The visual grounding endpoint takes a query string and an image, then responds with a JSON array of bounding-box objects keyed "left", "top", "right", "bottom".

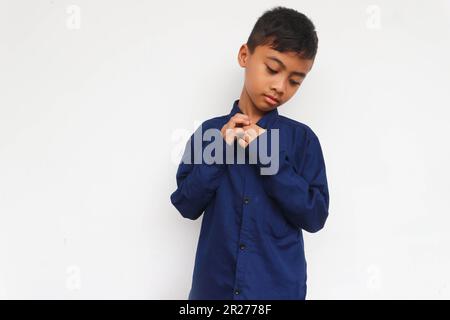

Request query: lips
[{"left": 264, "top": 94, "right": 279, "bottom": 105}]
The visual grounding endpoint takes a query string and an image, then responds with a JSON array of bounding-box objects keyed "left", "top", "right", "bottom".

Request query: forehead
[{"left": 253, "top": 44, "right": 314, "bottom": 73}]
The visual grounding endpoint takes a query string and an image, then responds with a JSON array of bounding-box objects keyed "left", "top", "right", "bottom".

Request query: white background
[{"left": 1, "top": 0, "right": 450, "bottom": 299}]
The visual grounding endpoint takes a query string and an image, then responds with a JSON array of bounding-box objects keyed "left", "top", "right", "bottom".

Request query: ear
[{"left": 237, "top": 44, "right": 249, "bottom": 67}]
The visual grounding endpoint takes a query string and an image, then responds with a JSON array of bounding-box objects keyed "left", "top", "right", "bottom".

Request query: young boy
[{"left": 170, "top": 6, "right": 330, "bottom": 300}]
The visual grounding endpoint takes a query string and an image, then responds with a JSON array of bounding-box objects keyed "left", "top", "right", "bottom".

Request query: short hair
[{"left": 246, "top": 6, "right": 318, "bottom": 59}]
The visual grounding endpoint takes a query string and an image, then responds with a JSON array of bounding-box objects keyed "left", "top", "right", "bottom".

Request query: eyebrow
[{"left": 266, "top": 56, "right": 307, "bottom": 78}]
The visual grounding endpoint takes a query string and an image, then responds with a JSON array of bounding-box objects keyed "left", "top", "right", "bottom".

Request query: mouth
[{"left": 263, "top": 94, "right": 279, "bottom": 106}]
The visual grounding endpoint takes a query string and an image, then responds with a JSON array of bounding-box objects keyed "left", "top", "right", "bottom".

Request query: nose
[{"left": 270, "top": 77, "right": 286, "bottom": 97}]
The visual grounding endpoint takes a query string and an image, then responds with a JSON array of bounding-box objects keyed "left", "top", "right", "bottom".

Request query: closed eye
[
  {"left": 266, "top": 65, "right": 300, "bottom": 86},
  {"left": 265, "top": 65, "right": 277, "bottom": 74}
]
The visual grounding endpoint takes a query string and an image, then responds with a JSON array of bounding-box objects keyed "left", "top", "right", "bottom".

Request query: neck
[{"left": 238, "top": 89, "right": 266, "bottom": 125}]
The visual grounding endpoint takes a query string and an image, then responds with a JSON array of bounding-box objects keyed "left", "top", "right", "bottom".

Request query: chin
[
  {"left": 263, "top": 105, "right": 276, "bottom": 112},
  {"left": 255, "top": 103, "right": 271, "bottom": 112},
  {"left": 261, "top": 102, "right": 279, "bottom": 111}
]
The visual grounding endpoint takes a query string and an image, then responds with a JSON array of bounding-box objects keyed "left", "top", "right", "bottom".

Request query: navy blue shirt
[{"left": 170, "top": 99, "right": 330, "bottom": 300}]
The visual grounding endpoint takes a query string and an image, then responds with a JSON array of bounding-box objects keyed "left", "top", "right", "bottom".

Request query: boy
[{"left": 170, "top": 6, "right": 329, "bottom": 300}]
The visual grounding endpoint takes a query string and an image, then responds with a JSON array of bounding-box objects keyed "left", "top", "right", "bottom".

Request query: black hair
[{"left": 246, "top": 6, "right": 318, "bottom": 59}]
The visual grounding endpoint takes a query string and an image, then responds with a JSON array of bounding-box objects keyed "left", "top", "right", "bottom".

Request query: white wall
[{"left": 1, "top": 0, "right": 449, "bottom": 299}]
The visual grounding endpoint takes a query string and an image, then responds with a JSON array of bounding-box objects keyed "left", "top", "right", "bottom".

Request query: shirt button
[
  {"left": 240, "top": 244, "right": 246, "bottom": 250},
  {"left": 234, "top": 289, "right": 240, "bottom": 295},
  {"left": 243, "top": 197, "right": 250, "bottom": 204}
]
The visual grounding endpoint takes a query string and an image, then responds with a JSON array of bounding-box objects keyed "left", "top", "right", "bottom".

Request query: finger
[
  {"left": 225, "top": 136, "right": 235, "bottom": 145},
  {"left": 234, "top": 127, "right": 245, "bottom": 138},
  {"left": 231, "top": 113, "right": 250, "bottom": 126},
  {"left": 243, "top": 133, "right": 250, "bottom": 144},
  {"left": 224, "top": 128, "right": 245, "bottom": 145},
  {"left": 223, "top": 128, "right": 236, "bottom": 145},
  {"left": 245, "top": 128, "right": 258, "bottom": 139},
  {"left": 231, "top": 117, "right": 251, "bottom": 128},
  {"left": 232, "top": 113, "right": 250, "bottom": 121},
  {"left": 237, "top": 138, "right": 247, "bottom": 148}
]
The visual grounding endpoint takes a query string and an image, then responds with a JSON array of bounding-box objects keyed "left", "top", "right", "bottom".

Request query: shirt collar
[{"left": 228, "top": 99, "right": 279, "bottom": 129}]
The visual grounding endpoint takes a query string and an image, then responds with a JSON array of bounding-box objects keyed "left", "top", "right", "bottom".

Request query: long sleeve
[
  {"left": 170, "top": 124, "right": 229, "bottom": 220},
  {"left": 253, "top": 130, "right": 330, "bottom": 233}
]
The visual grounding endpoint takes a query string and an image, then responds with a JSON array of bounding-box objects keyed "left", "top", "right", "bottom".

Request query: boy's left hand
[{"left": 237, "top": 124, "right": 266, "bottom": 148}]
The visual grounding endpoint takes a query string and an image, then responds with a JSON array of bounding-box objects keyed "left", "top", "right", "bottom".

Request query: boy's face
[{"left": 238, "top": 43, "right": 314, "bottom": 111}]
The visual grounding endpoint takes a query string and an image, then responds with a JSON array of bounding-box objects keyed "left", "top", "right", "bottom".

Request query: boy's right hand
[{"left": 220, "top": 113, "right": 251, "bottom": 147}]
